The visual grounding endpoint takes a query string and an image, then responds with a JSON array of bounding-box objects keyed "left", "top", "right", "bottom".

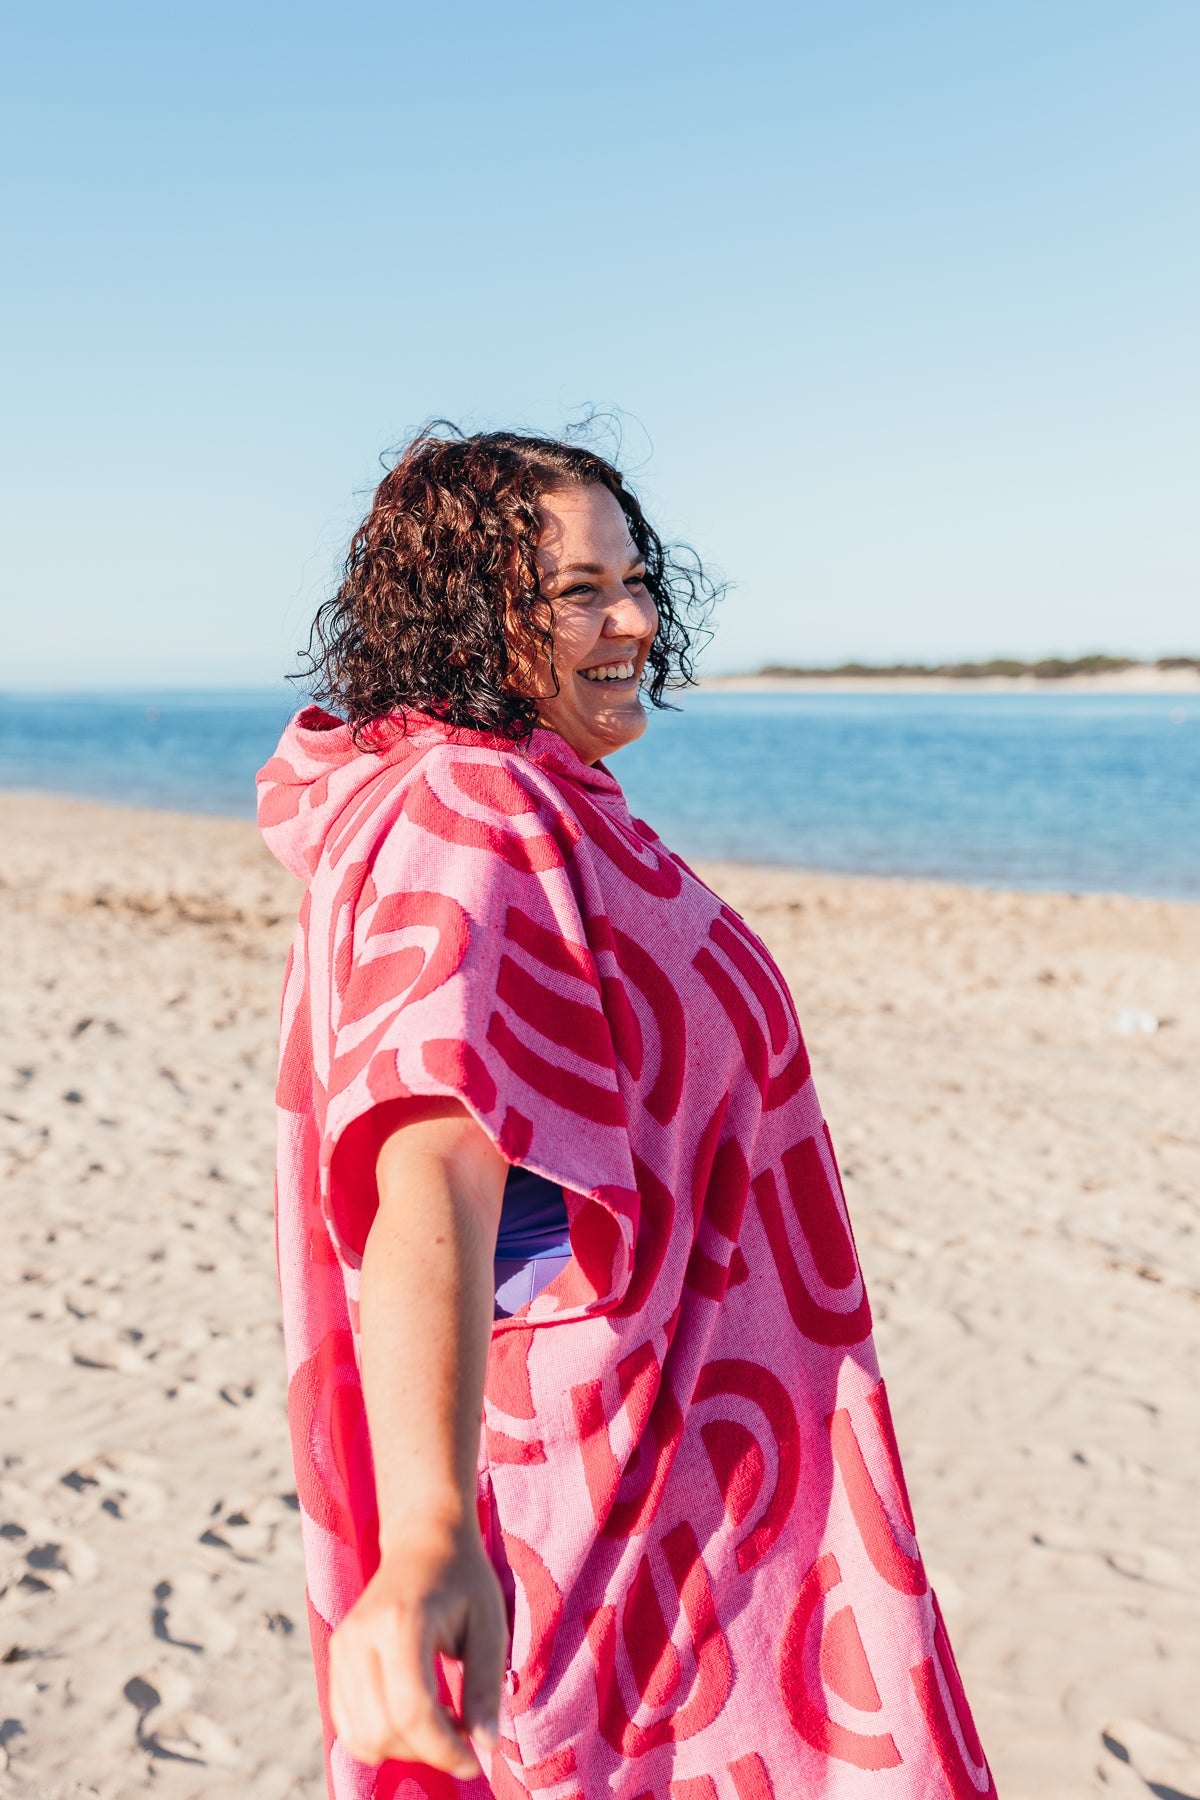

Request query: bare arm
[{"left": 328, "top": 1099, "right": 509, "bottom": 1777}]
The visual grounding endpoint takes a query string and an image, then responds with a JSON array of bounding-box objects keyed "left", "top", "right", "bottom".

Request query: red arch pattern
[
  {"left": 258, "top": 715, "right": 994, "bottom": 1799},
  {"left": 778, "top": 1553, "right": 902, "bottom": 1771}
]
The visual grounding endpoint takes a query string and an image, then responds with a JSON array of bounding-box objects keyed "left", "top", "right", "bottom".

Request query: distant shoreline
[{"left": 701, "top": 658, "right": 1200, "bottom": 695}]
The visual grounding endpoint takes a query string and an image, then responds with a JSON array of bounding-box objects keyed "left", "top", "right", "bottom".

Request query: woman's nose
[{"left": 604, "top": 588, "right": 657, "bottom": 639}]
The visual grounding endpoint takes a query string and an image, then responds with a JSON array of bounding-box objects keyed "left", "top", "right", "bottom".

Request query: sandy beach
[{"left": 2, "top": 790, "right": 1197, "bottom": 1800}]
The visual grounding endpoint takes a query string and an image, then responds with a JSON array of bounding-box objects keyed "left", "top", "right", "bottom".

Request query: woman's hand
[{"left": 329, "top": 1516, "right": 506, "bottom": 1776}]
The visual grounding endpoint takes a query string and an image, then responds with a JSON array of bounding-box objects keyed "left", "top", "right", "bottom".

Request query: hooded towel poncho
[{"left": 257, "top": 709, "right": 994, "bottom": 1800}]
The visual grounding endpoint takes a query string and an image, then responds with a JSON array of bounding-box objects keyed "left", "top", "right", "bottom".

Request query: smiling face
[{"left": 522, "top": 483, "right": 659, "bottom": 765}]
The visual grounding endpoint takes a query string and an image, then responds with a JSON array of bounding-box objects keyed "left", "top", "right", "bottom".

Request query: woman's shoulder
[
  {"left": 370, "top": 733, "right": 585, "bottom": 890},
  {"left": 410, "top": 733, "right": 579, "bottom": 816}
]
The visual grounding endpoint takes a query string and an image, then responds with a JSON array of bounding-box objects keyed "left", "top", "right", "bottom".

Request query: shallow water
[{"left": 1, "top": 688, "right": 1196, "bottom": 899}]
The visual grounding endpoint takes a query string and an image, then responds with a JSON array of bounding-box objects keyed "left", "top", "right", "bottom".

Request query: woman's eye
[
  {"left": 562, "top": 583, "right": 596, "bottom": 600},
  {"left": 628, "top": 573, "right": 647, "bottom": 588}
]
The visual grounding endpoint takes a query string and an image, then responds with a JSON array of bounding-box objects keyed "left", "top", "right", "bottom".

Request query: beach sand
[{"left": 1, "top": 790, "right": 1197, "bottom": 1799}]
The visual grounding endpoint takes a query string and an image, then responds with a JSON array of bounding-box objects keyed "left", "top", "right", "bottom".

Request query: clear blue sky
[{"left": 3, "top": 0, "right": 1197, "bottom": 686}]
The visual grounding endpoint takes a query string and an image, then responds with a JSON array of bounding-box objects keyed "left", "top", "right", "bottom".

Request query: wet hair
[{"left": 298, "top": 423, "right": 721, "bottom": 742}]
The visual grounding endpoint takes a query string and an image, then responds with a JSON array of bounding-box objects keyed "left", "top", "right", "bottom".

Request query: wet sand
[{"left": 1, "top": 791, "right": 1197, "bottom": 1799}]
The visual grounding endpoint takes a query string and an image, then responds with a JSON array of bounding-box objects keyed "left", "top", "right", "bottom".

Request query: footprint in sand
[
  {"left": 61, "top": 1450, "right": 165, "bottom": 1522},
  {"left": 69, "top": 1324, "right": 150, "bottom": 1373},
  {"left": 0, "top": 1718, "right": 26, "bottom": 1775},
  {"left": 199, "top": 1493, "right": 294, "bottom": 1564},
  {"left": 123, "top": 1665, "right": 241, "bottom": 1769},
  {"left": 62, "top": 1283, "right": 123, "bottom": 1322},
  {"left": 1105, "top": 1544, "right": 1187, "bottom": 1586},
  {"left": 1, "top": 1516, "right": 97, "bottom": 1612},
  {"left": 1102, "top": 1718, "right": 1200, "bottom": 1799},
  {"left": 152, "top": 1571, "right": 237, "bottom": 1656},
  {"left": 215, "top": 1375, "right": 284, "bottom": 1412}
]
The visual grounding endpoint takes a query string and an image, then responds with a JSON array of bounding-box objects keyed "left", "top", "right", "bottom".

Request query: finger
[
  {"left": 388, "top": 1701, "right": 482, "bottom": 1778},
  {"left": 329, "top": 1644, "right": 395, "bottom": 1767},
  {"left": 378, "top": 1625, "right": 483, "bottom": 1778},
  {"left": 460, "top": 1589, "right": 506, "bottom": 1748}
]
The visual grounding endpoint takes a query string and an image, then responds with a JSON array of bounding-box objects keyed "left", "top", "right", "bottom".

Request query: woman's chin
[{"left": 544, "top": 691, "right": 648, "bottom": 762}]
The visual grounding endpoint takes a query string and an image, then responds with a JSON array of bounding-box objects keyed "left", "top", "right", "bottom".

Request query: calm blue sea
[{"left": 1, "top": 688, "right": 1197, "bottom": 900}]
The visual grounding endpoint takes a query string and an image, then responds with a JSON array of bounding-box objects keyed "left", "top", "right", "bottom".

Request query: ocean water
[{"left": 1, "top": 688, "right": 1196, "bottom": 900}]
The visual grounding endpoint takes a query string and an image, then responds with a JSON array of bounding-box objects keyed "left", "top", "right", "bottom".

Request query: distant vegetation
[{"left": 757, "top": 655, "right": 1200, "bottom": 680}]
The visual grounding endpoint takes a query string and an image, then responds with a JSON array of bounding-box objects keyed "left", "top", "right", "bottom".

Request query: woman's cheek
[{"left": 553, "top": 620, "right": 593, "bottom": 677}]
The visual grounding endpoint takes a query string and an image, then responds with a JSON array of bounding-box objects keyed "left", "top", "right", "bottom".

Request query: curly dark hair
[{"left": 297, "top": 424, "right": 721, "bottom": 742}]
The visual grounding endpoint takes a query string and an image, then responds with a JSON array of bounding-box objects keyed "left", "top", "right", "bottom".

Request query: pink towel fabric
[{"left": 258, "top": 708, "right": 995, "bottom": 1800}]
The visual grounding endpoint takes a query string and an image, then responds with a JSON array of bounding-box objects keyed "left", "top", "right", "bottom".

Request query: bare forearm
[
  {"left": 360, "top": 1114, "right": 503, "bottom": 1546},
  {"left": 330, "top": 1104, "right": 507, "bottom": 1773}
]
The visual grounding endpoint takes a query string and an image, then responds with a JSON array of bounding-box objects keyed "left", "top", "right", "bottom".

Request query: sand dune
[{"left": 1, "top": 791, "right": 1197, "bottom": 1798}]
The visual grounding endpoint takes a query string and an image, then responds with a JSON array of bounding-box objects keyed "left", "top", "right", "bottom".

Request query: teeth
[{"left": 581, "top": 660, "right": 635, "bottom": 682}]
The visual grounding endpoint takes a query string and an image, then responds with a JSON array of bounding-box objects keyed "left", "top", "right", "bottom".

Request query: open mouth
[{"left": 579, "top": 659, "right": 637, "bottom": 684}]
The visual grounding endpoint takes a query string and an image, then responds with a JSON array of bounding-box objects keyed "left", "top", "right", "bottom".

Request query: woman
[{"left": 258, "top": 428, "right": 993, "bottom": 1800}]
